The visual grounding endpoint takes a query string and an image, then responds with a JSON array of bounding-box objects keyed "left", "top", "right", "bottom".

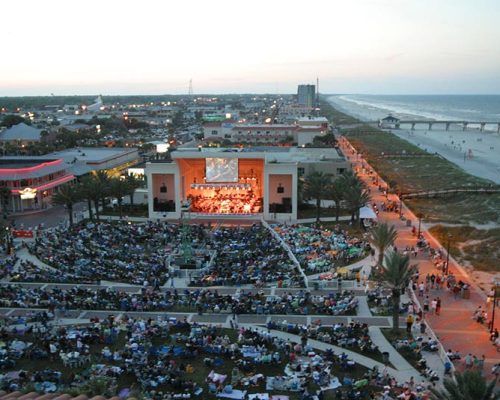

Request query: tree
[
  {"left": 303, "top": 171, "right": 332, "bottom": 223},
  {"left": 79, "top": 176, "right": 98, "bottom": 220},
  {"left": 338, "top": 171, "right": 371, "bottom": 226},
  {"left": 52, "top": 183, "right": 81, "bottom": 226},
  {"left": 379, "top": 251, "right": 416, "bottom": 331},
  {"left": 430, "top": 370, "right": 498, "bottom": 400},
  {"left": 1, "top": 115, "right": 30, "bottom": 128},
  {"left": 108, "top": 177, "right": 129, "bottom": 219},
  {"left": 371, "top": 223, "right": 398, "bottom": 268},
  {"left": 125, "top": 174, "right": 142, "bottom": 206},
  {"left": 94, "top": 170, "right": 110, "bottom": 211},
  {"left": 343, "top": 183, "right": 371, "bottom": 226},
  {"left": 329, "top": 177, "right": 345, "bottom": 222},
  {"left": 0, "top": 187, "right": 11, "bottom": 219}
]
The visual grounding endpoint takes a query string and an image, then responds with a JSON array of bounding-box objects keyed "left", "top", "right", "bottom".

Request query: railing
[
  {"left": 261, "top": 219, "right": 309, "bottom": 288},
  {"left": 400, "top": 186, "right": 500, "bottom": 199},
  {"left": 407, "top": 286, "right": 455, "bottom": 377}
]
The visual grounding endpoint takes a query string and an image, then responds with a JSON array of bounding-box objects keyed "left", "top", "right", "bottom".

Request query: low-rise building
[
  {"left": 0, "top": 123, "right": 43, "bottom": 146},
  {"left": 0, "top": 158, "right": 75, "bottom": 213}
]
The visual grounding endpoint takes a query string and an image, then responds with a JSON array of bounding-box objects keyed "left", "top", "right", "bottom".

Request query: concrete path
[
  {"left": 249, "top": 326, "right": 421, "bottom": 384},
  {"left": 340, "top": 135, "right": 500, "bottom": 375}
]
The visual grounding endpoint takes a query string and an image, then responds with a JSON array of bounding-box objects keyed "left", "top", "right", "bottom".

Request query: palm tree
[
  {"left": 304, "top": 171, "right": 332, "bottom": 223},
  {"left": 430, "top": 370, "right": 499, "bottom": 400},
  {"left": 52, "top": 183, "right": 81, "bottom": 226},
  {"left": 371, "top": 222, "right": 398, "bottom": 268},
  {"left": 94, "top": 170, "right": 110, "bottom": 211},
  {"left": 343, "top": 183, "right": 371, "bottom": 226},
  {"left": 329, "top": 177, "right": 345, "bottom": 222},
  {"left": 79, "top": 177, "right": 95, "bottom": 220},
  {"left": 125, "top": 174, "right": 142, "bottom": 207},
  {"left": 379, "top": 251, "right": 416, "bottom": 331},
  {"left": 0, "top": 187, "right": 11, "bottom": 219},
  {"left": 108, "top": 177, "right": 129, "bottom": 219}
]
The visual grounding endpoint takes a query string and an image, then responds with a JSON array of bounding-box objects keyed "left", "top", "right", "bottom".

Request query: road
[{"left": 7, "top": 202, "right": 87, "bottom": 229}]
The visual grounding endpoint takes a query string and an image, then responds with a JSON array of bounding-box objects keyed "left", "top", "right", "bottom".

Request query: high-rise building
[{"left": 297, "top": 84, "right": 316, "bottom": 107}]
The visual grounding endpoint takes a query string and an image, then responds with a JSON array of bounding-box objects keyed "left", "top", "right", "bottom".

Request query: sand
[
  {"left": 327, "top": 95, "right": 500, "bottom": 184},
  {"left": 327, "top": 96, "right": 500, "bottom": 290}
]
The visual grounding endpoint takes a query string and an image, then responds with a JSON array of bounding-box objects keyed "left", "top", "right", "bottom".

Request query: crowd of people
[
  {"left": 0, "top": 285, "right": 359, "bottom": 318},
  {"left": 272, "top": 224, "right": 370, "bottom": 275},
  {"left": 0, "top": 314, "right": 434, "bottom": 399},
  {"left": 28, "top": 222, "right": 206, "bottom": 286},
  {"left": 190, "top": 224, "right": 303, "bottom": 287},
  {"left": 189, "top": 189, "right": 262, "bottom": 214}
]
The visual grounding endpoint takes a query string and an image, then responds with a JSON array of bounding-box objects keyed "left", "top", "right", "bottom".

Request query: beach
[{"left": 327, "top": 95, "right": 500, "bottom": 184}]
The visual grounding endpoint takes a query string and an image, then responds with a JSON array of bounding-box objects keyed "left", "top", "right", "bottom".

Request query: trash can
[
  {"left": 406, "top": 219, "right": 412, "bottom": 227},
  {"left": 382, "top": 351, "right": 390, "bottom": 364}
]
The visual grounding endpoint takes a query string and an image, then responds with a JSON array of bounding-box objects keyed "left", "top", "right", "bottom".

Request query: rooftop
[
  {"left": 0, "top": 123, "right": 42, "bottom": 141},
  {"left": 46, "top": 147, "right": 137, "bottom": 163}
]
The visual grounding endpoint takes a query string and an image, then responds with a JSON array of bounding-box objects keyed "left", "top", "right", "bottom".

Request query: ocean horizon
[{"left": 326, "top": 94, "right": 500, "bottom": 124}]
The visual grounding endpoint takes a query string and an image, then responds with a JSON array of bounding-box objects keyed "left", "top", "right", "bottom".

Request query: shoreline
[
  {"left": 324, "top": 97, "right": 500, "bottom": 291},
  {"left": 326, "top": 95, "right": 500, "bottom": 184}
]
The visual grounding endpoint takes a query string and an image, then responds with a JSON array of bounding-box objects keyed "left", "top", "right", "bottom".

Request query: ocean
[{"left": 326, "top": 94, "right": 500, "bottom": 123}]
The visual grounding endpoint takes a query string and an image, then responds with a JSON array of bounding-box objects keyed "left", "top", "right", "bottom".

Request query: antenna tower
[{"left": 316, "top": 77, "right": 320, "bottom": 107}]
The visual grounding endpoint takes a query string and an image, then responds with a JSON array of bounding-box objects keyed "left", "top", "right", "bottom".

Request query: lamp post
[
  {"left": 417, "top": 213, "right": 424, "bottom": 238},
  {"left": 491, "top": 281, "right": 499, "bottom": 333},
  {"left": 445, "top": 234, "right": 452, "bottom": 275}
]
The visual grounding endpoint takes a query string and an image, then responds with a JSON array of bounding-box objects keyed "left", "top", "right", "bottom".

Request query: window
[{"left": 211, "top": 130, "right": 218, "bottom": 135}]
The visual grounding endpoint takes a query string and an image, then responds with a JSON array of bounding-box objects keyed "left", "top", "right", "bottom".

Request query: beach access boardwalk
[{"left": 339, "top": 135, "right": 500, "bottom": 375}]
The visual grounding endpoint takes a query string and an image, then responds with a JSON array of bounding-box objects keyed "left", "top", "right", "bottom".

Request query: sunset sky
[{"left": 1, "top": 0, "right": 500, "bottom": 95}]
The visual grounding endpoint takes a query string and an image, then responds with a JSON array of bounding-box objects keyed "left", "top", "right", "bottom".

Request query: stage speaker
[
  {"left": 277, "top": 185, "right": 284, "bottom": 194},
  {"left": 282, "top": 197, "right": 291, "bottom": 207},
  {"left": 160, "top": 183, "right": 167, "bottom": 193}
]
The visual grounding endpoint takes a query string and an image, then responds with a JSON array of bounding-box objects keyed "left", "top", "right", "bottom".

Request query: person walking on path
[
  {"left": 431, "top": 298, "right": 437, "bottom": 315},
  {"left": 464, "top": 353, "right": 473, "bottom": 369},
  {"left": 435, "top": 297, "right": 441, "bottom": 315}
]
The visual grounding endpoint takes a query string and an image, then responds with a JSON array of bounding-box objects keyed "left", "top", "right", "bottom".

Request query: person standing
[
  {"left": 406, "top": 314, "right": 414, "bottom": 333},
  {"left": 436, "top": 297, "right": 441, "bottom": 316},
  {"left": 431, "top": 298, "right": 437, "bottom": 315}
]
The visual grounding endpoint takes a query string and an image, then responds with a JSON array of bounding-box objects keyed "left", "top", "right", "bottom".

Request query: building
[
  {"left": 297, "top": 85, "right": 316, "bottom": 107},
  {"left": 0, "top": 158, "right": 75, "bottom": 213},
  {"left": 145, "top": 147, "right": 349, "bottom": 221},
  {"left": 379, "top": 115, "right": 400, "bottom": 129},
  {"left": 0, "top": 123, "right": 43, "bottom": 146},
  {"left": 45, "top": 147, "right": 141, "bottom": 177},
  {"left": 203, "top": 123, "right": 327, "bottom": 146}
]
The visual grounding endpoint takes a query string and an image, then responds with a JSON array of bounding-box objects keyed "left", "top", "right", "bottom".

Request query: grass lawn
[
  {"left": 343, "top": 127, "right": 500, "bottom": 225},
  {"left": 428, "top": 224, "right": 500, "bottom": 272},
  {"left": 319, "top": 100, "right": 360, "bottom": 125},
  {"left": 380, "top": 328, "right": 421, "bottom": 370},
  {"left": 9, "top": 324, "right": 375, "bottom": 399},
  {"left": 406, "top": 194, "right": 500, "bottom": 225},
  {"left": 297, "top": 206, "right": 349, "bottom": 220},
  {"left": 102, "top": 205, "right": 148, "bottom": 218},
  {"left": 317, "top": 327, "right": 389, "bottom": 366}
]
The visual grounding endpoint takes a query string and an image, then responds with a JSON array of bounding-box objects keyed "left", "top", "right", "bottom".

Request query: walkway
[{"left": 339, "top": 135, "right": 500, "bottom": 375}]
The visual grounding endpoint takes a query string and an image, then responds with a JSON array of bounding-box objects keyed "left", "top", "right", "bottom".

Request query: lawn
[
  {"left": 379, "top": 328, "right": 422, "bottom": 370},
  {"left": 319, "top": 100, "right": 360, "bottom": 126},
  {"left": 8, "top": 324, "right": 376, "bottom": 399},
  {"left": 428, "top": 224, "right": 500, "bottom": 272},
  {"left": 406, "top": 194, "right": 500, "bottom": 225}
]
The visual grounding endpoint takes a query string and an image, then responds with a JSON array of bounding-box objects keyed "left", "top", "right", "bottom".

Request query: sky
[{"left": 1, "top": 0, "right": 500, "bottom": 96}]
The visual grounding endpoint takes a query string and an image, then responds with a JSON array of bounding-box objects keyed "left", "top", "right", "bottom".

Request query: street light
[
  {"left": 490, "top": 281, "right": 499, "bottom": 333},
  {"left": 445, "top": 233, "right": 452, "bottom": 275},
  {"left": 417, "top": 212, "right": 424, "bottom": 238}
]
